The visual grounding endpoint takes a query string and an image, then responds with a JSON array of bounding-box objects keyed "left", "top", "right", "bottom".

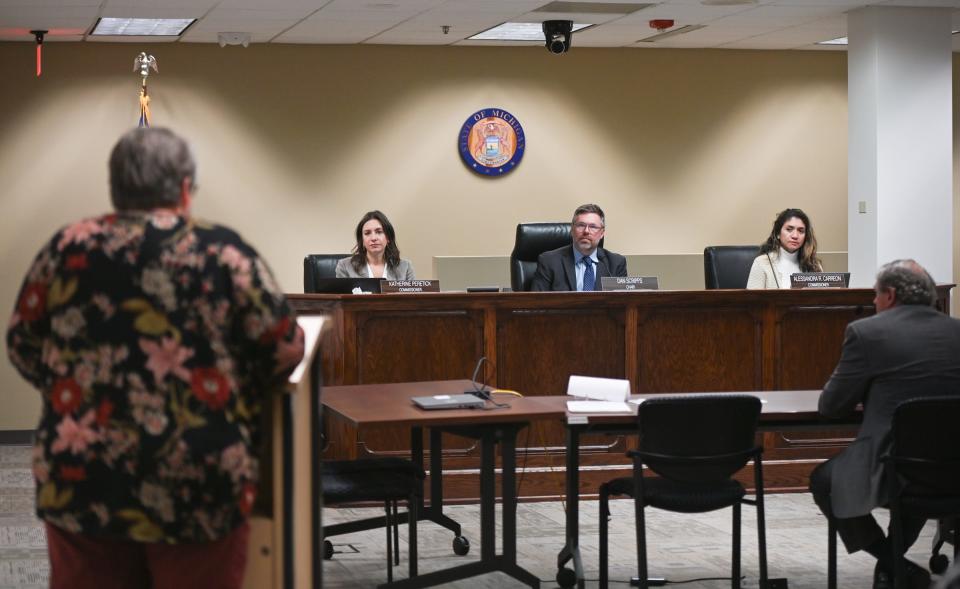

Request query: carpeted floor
[
  {"left": 321, "top": 495, "right": 941, "bottom": 588},
  {"left": 0, "top": 444, "right": 947, "bottom": 588}
]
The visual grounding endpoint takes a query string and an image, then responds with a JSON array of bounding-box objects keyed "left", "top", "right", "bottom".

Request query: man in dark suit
[
  {"left": 811, "top": 259, "right": 960, "bottom": 589},
  {"left": 530, "top": 203, "right": 628, "bottom": 291}
]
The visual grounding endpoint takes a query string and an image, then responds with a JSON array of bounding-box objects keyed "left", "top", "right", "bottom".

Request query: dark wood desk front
[{"left": 293, "top": 287, "right": 952, "bottom": 499}]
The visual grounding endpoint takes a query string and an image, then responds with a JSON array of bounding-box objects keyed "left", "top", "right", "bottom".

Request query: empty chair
[
  {"left": 322, "top": 456, "right": 424, "bottom": 583},
  {"left": 703, "top": 245, "right": 760, "bottom": 289},
  {"left": 303, "top": 254, "right": 350, "bottom": 292},
  {"left": 598, "top": 394, "right": 768, "bottom": 589}
]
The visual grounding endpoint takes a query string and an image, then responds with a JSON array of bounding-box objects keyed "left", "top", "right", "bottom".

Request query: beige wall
[{"left": 0, "top": 42, "right": 857, "bottom": 429}]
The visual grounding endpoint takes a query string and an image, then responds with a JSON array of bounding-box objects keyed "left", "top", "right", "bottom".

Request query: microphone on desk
[{"left": 466, "top": 356, "right": 510, "bottom": 408}]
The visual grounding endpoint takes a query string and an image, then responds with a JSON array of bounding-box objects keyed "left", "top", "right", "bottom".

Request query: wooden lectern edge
[{"left": 286, "top": 315, "right": 327, "bottom": 392}]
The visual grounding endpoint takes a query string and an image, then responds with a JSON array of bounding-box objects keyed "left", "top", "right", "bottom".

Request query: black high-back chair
[
  {"left": 303, "top": 254, "right": 351, "bottom": 292},
  {"left": 598, "top": 395, "right": 768, "bottom": 589},
  {"left": 510, "top": 223, "right": 605, "bottom": 291},
  {"left": 510, "top": 223, "right": 570, "bottom": 292},
  {"left": 887, "top": 397, "right": 960, "bottom": 588},
  {"left": 703, "top": 246, "right": 760, "bottom": 289},
  {"left": 827, "top": 396, "right": 960, "bottom": 589}
]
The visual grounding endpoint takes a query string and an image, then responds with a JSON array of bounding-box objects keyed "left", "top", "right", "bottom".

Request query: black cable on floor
[
  {"left": 660, "top": 576, "right": 743, "bottom": 585},
  {"left": 570, "top": 575, "right": 744, "bottom": 586}
]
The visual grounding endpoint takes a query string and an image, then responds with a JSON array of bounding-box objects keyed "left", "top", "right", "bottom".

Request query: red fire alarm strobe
[{"left": 649, "top": 19, "right": 674, "bottom": 32}]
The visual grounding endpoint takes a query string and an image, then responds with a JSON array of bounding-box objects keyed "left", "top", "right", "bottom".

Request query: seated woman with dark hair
[
  {"left": 335, "top": 210, "right": 415, "bottom": 280},
  {"left": 747, "top": 208, "right": 822, "bottom": 289}
]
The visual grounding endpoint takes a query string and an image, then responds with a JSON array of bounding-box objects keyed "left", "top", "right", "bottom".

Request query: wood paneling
[
  {"left": 355, "top": 310, "right": 483, "bottom": 384},
  {"left": 496, "top": 308, "right": 625, "bottom": 395},
  {"left": 356, "top": 309, "right": 482, "bottom": 456},
  {"left": 497, "top": 307, "right": 626, "bottom": 451},
  {"left": 289, "top": 286, "right": 953, "bottom": 498},
  {"left": 636, "top": 307, "right": 761, "bottom": 392},
  {"left": 775, "top": 304, "right": 873, "bottom": 390}
]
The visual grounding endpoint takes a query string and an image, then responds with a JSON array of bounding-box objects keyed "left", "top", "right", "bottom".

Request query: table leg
[
  {"left": 499, "top": 424, "right": 541, "bottom": 588},
  {"left": 556, "top": 425, "right": 584, "bottom": 589},
  {"left": 424, "top": 428, "right": 464, "bottom": 539},
  {"left": 380, "top": 423, "right": 540, "bottom": 589},
  {"left": 411, "top": 426, "right": 424, "bottom": 511},
  {"left": 479, "top": 431, "right": 496, "bottom": 559}
]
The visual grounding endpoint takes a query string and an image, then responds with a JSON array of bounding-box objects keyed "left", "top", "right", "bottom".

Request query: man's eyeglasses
[{"left": 573, "top": 222, "right": 604, "bottom": 234}]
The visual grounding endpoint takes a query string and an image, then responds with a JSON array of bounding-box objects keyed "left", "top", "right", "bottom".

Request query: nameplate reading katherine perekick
[{"left": 381, "top": 280, "right": 441, "bottom": 293}]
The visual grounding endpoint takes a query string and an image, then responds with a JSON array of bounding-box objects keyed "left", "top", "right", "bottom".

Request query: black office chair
[
  {"left": 510, "top": 222, "right": 604, "bottom": 291},
  {"left": 936, "top": 559, "right": 960, "bottom": 589},
  {"left": 303, "top": 253, "right": 351, "bottom": 292},
  {"left": 322, "top": 456, "right": 424, "bottom": 583},
  {"left": 598, "top": 395, "right": 768, "bottom": 589},
  {"left": 703, "top": 246, "right": 760, "bottom": 289},
  {"left": 827, "top": 396, "right": 960, "bottom": 589},
  {"left": 931, "top": 519, "right": 958, "bottom": 575},
  {"left": 887, "top": 397, "right": 960, "bottom": 588}
]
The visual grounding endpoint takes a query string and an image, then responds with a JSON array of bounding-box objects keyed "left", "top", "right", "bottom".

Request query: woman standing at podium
[
  {"left": 747, "top": 208, "right": 822, "bottom": 289},
  {"left": 336, "top": 210, "right": 415, "bottom": 280}
]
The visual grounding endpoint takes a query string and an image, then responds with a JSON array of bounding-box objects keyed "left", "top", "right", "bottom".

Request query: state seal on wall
[{"left": 458, "top": 108, "right": 525, "bottom": 176}]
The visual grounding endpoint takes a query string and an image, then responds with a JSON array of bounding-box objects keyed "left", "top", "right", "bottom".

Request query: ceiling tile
[{"left": 0, "top": 0, "right": 956, "bottom": 49}]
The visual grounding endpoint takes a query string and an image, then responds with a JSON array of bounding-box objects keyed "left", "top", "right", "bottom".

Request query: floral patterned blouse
[{"left": 6, "top": 210, "right": 304, "bottom": 543}]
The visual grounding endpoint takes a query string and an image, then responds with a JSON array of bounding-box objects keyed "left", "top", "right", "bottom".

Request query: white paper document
[
  {"left": 566, "top": 375, "right": 631, "bottom": 402},
  {"left": 566, "top": 400, "right": 635, "bottom": 414}
]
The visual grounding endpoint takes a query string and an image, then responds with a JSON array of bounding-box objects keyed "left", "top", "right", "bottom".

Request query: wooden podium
[{"left": 244, "top": 316, "right": 325, "bottom": 589}]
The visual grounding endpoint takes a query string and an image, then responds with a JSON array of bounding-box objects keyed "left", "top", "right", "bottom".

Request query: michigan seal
[{"left": 458, "top": 108, "right": 525, "bottom": 176}]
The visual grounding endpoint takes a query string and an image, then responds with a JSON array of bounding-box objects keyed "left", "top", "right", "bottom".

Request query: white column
[{"left": 847, "top": 6, "right": 953, "bottom": 287}]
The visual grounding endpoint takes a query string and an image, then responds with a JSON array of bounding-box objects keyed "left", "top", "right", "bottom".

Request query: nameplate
[
  {"left": 380, "top": 280, "right": 441, "bottom": 293},
  {"left": 790, "top": 272, "right": 850, "bottom": 289},
  {"left": 600, "top": 276, "right": 660, "bottom": 291}
]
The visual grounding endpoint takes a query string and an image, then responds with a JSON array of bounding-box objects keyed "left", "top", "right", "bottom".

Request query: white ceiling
[{"left": 1, "top": 0, "right": 960, "bottom": 51}]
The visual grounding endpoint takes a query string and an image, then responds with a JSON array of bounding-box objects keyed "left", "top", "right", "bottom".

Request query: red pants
[{"left": 45, "top": 521, "right": 250, "bottom": 589}]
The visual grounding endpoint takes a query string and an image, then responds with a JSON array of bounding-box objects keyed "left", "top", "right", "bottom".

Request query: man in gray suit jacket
[
  {"left": 530, "top": 203, "right": 628, "bottom": 292},
  {"left": 811, "top": 259, "right": 960, "bottom": 589}
]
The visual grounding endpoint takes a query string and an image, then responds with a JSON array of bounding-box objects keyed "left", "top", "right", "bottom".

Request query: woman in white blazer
[
  {"left": 746, "top": 208, "right": 822, "bottom": 289},
  {"left": 336, "top": 210, "right": 415, "bottom": 280}
]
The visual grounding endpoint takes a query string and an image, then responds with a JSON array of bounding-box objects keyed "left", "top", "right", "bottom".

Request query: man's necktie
[{"left": 583, "top": 257, "right": 595, "bottom": 292}]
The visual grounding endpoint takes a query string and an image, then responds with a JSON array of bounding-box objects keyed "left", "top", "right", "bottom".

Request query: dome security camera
[{"left": 542, "top": 20, "right": 573, "bottom": 54}]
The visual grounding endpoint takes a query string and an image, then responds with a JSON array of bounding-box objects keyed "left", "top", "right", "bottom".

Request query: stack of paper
[
  {"left": 566, "top": 400, "right": 634, "bottom": 413},
  {"left": 566, "top": 375, "right": 635, "bottom": 414}
]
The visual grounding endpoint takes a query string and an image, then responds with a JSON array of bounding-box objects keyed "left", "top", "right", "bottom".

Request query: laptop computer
[
  {"left": 411, "top": 393, "right": 485, "bottom": 410},
  {"left": 308, "top": 277, "right": 382, "bottom": 294}
]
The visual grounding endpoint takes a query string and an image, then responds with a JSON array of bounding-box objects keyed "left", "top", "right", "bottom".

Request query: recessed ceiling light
[
  {"left": 91, "top": 17, "right": 195, "bottom": 36},
  {"left": 469, "top": 22, "right": 592, "bottom": 41},
  {"left": 817, "top": 36, "right": 847, "bottom": 46},
  {"left": 818, "top": 30, "right": 959, "bottom": 46}
]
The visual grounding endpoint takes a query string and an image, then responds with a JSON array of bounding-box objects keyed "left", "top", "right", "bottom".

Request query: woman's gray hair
[
  {"left": 109, "top": 127, "right": 196, "bottom": 211},
  {"left": 875, "top": 259, "right": 937, "bottom": 306}
]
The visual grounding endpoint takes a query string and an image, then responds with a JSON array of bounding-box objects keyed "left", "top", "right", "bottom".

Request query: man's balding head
[{"left": 873, "top": 259, "right": 937, "bottom": 312}]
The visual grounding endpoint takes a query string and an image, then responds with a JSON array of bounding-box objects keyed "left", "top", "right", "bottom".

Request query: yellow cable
[{"left": 487, "top": 388, "right": 567, "bottom": 512}]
